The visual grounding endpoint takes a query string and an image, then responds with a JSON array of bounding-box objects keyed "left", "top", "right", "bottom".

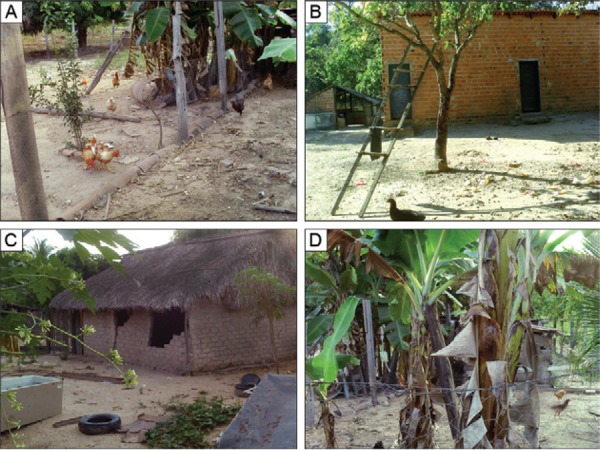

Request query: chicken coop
[
  {"left": 49, "top": 231, "right": 297, "bottom": 374},
  {"left": 306, "top": 85, "right": 382, "bottom": 130}
]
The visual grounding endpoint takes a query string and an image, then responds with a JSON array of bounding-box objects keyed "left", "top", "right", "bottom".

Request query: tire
[
  {"left": 240, "top": 373, "right": 261, "bottom": 386},
  {"left": 234, "top": 383, "right": 254, "bottom": 398},
  {"left": 78, "top": 413, "right": 121, "bottom": 435}
]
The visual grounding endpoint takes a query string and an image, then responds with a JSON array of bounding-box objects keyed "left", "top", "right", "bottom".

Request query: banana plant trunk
[{"left": 424, "top": 303, "right": 459, "bottom": 439}]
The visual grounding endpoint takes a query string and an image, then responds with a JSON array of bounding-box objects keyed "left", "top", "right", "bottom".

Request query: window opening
[{"left": 149, "top": 309, "right": 185, "bottom": 348}]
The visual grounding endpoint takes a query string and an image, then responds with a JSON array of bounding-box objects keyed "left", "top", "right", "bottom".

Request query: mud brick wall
[
  {"left": 188, "top": 302, "right": 297, "bottom": 372},
  {"left": 306, "top": 87, "right": 335, "bottom": 113},
  {"left": 81, "top": 303, "right": 296, "bottom": 373},
  {"left": 381, "top": 13, "right": 599, "bottom": 127}
]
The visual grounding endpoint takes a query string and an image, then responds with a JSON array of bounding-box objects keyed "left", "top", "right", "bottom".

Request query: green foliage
[
  {"left": 258, "top": 38, "right": 297, "bottom": 64},
  {"left": 28, "top": 48, "right": 93, "bottom": 150},
  {"left": 306, "top": 296, "right": 361, "bottom": 397},
  {"left": 145, "top": 7, "right": 170, "bottom": 43},
  {"left": 306, "top": 9, "right": 382, "bottom": 98},
  {"left": 146, "top": 396, "right": 240, "bottom": 448}
]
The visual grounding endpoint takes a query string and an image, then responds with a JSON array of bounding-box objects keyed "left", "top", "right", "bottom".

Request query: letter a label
[{"left": 1, "top": 2, "right": 23, "bottom": 24}]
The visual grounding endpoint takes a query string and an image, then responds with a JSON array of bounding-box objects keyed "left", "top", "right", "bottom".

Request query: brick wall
[
  {"left": 188, "top": 302, "right": 297, "bottom": 372},
  {"left": 81, "top": 302, "right": 297, "bottom": 374},
  {"left": 306, "top": 87, "right": 335, "bottom": 113},
  {"left": 381, "top": 13, "right": 599, "bottom": 127}
]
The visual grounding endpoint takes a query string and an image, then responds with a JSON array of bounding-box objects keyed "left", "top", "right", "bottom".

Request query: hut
[{"left": 49, "top": 230, "right": 296, "bottom": 374}]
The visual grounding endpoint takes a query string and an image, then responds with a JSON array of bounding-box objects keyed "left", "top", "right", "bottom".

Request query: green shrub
[{"left": 146, "top": 395, "right": 240, "bottom": 448}]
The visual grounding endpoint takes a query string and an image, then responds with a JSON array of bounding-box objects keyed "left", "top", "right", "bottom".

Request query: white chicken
[{"left": 106, "top": 97, "right": 117, "bottom": 113}]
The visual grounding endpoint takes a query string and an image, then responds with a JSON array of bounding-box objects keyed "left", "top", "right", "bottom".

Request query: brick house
[
  {"left": 306, "top": 85, "right": 381, "bottom": 129},
  {"left": 381, "top": 10, "right": 599, "bottom": 128},
  {"left": 49, "top": 230, "right": 296, "bottom": 374}
]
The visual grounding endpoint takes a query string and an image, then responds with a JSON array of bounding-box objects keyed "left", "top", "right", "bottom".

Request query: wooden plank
[
  {"left": 31, "top": 108, "right": 142, "bottom": 123},
  {"left": 85, "top": 31, "right": 129, "bottom": 95},
  {"left": 53, "top": 416, "right": 82, "bottom": 428}
]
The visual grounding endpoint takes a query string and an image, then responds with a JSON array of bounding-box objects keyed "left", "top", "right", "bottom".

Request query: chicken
[
  {"left": 554, "top": 389, "right": 567, "bottom": 400},
  {"left": 230, "top": 96, "right": 244, "bottom": 116},
  {"left": 106, "top": 97, "right": 117, "bottom": 113},
  {"left": 263, "top": 72, "right": 273, "bottom": 91},
  {"left": 112, "top": 71, "right": 120, "bottom": 88},
  {"left": 81, "top": 143, "right": 95, "bottom": 170},
  {"left": 551, "top": 398, "right": 570, "bottom": 418},
  {"left": 79, "top": 79, "right": 89, "bottom": 87},
  {"left": 95, "top": 143, "right": 120, "bottom": 171},
  {"left": 387, "top": 199, "right": 426, "bottom": 221}
]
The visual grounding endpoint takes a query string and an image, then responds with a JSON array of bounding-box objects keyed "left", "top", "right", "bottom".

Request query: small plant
[
  {"left": 28, "top": 41, "right": 92, "bottom": 150},
  {"left": 146, "top": 396, "right": 240, "bottom": 448}
]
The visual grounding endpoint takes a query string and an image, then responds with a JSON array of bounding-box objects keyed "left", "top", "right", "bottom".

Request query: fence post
[{"left": 362, "top": 299, "right": 378, "bottom": 406}]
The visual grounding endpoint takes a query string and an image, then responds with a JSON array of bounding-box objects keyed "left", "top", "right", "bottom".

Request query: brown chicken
[
  {"left": 551, "top": 398, "right": 570, "bottom": 418},
  {"left": 79, "top": 79, "right": 89, "bottom": 87},
  {"left": 387, "top": 199, "right": 426, "bottom": 221},
  {"left": 112, "top": 71, "right": 120, "bottom": 88},
  {"left": 95, "top": 143, "right": 120, "bottom": 171},
  {"left": 263, "top": 72, "right": 273, "bottom": 91},
  {"left": 230, "top": 96, "right": 244, "bottom": 116},
  {"left": 81, "top": 143, "right": 95, "bottom": 170},
  {"left": 554, "top": 389, "right": 567, "bottom": 400},
  {"left": 106, "top": 97, "right": 117, "bottom": 113}
]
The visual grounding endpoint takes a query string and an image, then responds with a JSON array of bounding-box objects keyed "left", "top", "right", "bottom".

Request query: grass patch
[{"left": 146, "top": 395, "right": 240, "bottom": 449}]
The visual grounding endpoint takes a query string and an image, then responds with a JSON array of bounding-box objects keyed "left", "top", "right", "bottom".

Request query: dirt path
[
  {"left": 1, "top": 355, "right": 296, "bottom": 449},
  {"left": 306, "top": 112, "right": 599, "bottom": 221},
  {"left": 305, "top": 386, "right": 600, "bottom": 448},
  {"left": 1, "top": 56, "right": 296, "bottom": 221}
]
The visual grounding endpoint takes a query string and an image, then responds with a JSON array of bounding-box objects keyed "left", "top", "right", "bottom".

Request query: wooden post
[
  {"left": 85, "top": 31, "right": 129, "bottom": 95},
  {"left": 362, "top": 299, "right": 378, "bottom": 406},
  {"left": 110, "top": 20, "right": 115, "bottom": 51},
  {"left": 71, "top": 20, "right": 77, "bottom": 58},
  {"left": 45, "top": 33, "right": 50, "bottom": 59},
  {"left": 213, "top": 0, "right": 228, "bottom": 111},
  {"left": 173, "top": 1, "right": 188, "bottom": 143},
  {"left": 0, "top": 24, "right": 49, "bottom": 220}
]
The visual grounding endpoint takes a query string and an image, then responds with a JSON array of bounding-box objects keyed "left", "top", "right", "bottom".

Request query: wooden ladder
[{"left": 331, "top": 44, "right": 433, "bottom": 218}]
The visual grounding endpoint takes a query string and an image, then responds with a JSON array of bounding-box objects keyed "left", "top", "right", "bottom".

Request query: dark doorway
[
  {"left": 149, "top": 308, "right": 185, "bottom": 348},
  {"left": 519, "top": 61, "right": 541, "bottom": 113},
  {"left": 388, "top": 63, "right": 412, "bottom": 120}
]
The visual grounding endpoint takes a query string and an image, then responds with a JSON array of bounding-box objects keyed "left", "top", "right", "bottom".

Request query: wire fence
[{"left": 305, "top": 369, "right": 600, "bottom": 448}]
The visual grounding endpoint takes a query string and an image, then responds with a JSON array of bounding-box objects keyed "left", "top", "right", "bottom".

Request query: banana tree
[
  {"left": 434, "top": 229, "right": 593, "bottom": 448},
  {"left": 306, "top": 230, "right": 404, "bottom": 448},
  {"left": 372, "top": 230, "right": 479, "bottom": 447}
]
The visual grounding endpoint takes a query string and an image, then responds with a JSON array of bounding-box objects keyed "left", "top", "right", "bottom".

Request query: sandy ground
[
  {"left": 1, "top": 55, "right": 296, "bottom": 221},
  {"left": 1, "top": 354, "right": 296, "bottom": 449},
  {"left": 305, "top": 382, "right": 600, "bottom": 449},
  {"left": 306, "top": 112, "right": 599, "bottom": 221}
]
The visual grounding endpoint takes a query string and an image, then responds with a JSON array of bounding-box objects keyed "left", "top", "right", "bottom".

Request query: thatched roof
[{"left": 50, "top": 230, "right": 296, "bottom": 312}]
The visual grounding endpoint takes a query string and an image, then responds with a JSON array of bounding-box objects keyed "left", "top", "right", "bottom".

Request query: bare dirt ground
[
  {"left": 0, "top": 354, "right": 296, "bottom": 449},
  {"left": 306, "top": 112, "right": 599, "bottom": 221},
  {"left": 305, "top": 381, "right": 600, "bottom": 448},
  {"left": 1, "top": 52, "right": 296, "bottom": 221}
]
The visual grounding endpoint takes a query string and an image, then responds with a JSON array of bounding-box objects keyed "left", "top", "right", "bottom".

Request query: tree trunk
[
  {"left": 434, "top": 90, "right": 451, "bottom": 172},
  {"left": 424, "top": 303, "right": 459, "bottom": 440},
  {"left": 0, "top": 24, "right": 49, "bottom": 220},
  {"left": 78, "top": 26, "right": 88, "bottom": 50},
  {"left": 173, "top": 1, "right": 188, "bottom": 143}
]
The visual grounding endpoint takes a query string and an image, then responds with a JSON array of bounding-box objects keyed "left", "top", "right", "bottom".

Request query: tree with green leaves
[
  {"left": 24, "top": 1, "right": 128, "bottom": 50},
  {"left": 234, "top": 267, "right": 296, "bottom": 374},
  {"left": 336, "top": 1, "right": 592, "bottom": 172},
  {"left": 306, "top": 7, "right": 382, "bottom": 98}
]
